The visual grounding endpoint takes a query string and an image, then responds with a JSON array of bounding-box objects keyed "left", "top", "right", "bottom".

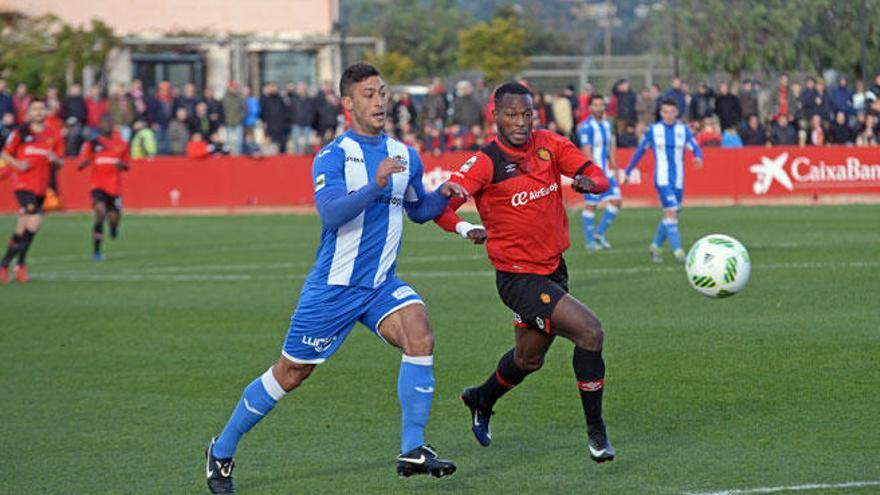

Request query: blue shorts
[
  {"left": 282, "top": 276, "right": 424, "bottom": 364},
  {"left": 584, "top": 176, "right": 622, "bottom": 204},
  {"left": 656, "top": 186, "right": 683, "bottom": 210}
]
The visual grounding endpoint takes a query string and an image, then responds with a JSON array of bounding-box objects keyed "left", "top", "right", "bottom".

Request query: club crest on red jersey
[{"left": 536, "top": 147, "right": 552, "bottom": 161}]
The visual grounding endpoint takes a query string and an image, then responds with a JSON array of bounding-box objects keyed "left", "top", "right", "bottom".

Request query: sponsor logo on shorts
[
  {"left": 535, "top": 317, "right": 546, "bottom": 330},
  {"left": 301, "top": 335, "right": 337, "bottom": 353},
  {"left": 392, "top": 285, "right": 417, "bottom": 300},
  {"left": 540, "top": 293, "right": 551, "bottom": 304}
]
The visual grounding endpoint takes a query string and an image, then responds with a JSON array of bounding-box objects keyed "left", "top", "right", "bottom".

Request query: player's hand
[
  {"left": 621, "top": 174, "right": 630, "bottom": 185},
  {"left": 694, "top": 158, "right": 704, "bottom": 168},
  {"left": 375, "top": 157, "right": 406, "bottom": 188},
  {"left": 440, "top": 181, "right": 468, "bottom": 200},
  {"left": 466, "top": 227, "right": 488, "bottom": 245},
  {"left": 571, "top": 174, "right": 596, "bottom": 193}
]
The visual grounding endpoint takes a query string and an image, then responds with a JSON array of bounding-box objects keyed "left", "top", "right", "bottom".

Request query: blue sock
[
  {"left": 398, "top": 355, "right": 435, "bottom": 454},
  {"left": 582, "top": 210, "right": 596, "bottom": 245},
  {"left": 596, "top": 205, "right": 619, "bottom": 236},
  {"left": 213, "top": 368, "right": 286, "bottom": 459},
  {"left": 664, "top": 218, "right": 682, "bottom": 251},
  {"left": 652, "top": 218, "right": 667, "bottom": 247}
]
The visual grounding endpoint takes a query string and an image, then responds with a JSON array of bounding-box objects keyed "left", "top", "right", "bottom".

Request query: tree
[
  {"left": 346, "top": 0, "right": 475, "bottom": 79},
  {"left": 365, "top": 51, "right": 416, "bottom": 84},
  {"left": 0, "top": 13, "right": 119, "bottom": 93},
  {"left": 793, "top": 0, "right": 880, "bottom": 78},
  {"left": 458, "top": 16, "right": 528, "bottom": 83},
  {"left": 659, "top": 0, "right": 802, "bottom": 79}
]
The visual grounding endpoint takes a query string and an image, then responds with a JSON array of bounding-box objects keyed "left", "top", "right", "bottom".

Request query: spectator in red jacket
[{"left": 85, "top": 85, "right": 108, "bottom": 136}]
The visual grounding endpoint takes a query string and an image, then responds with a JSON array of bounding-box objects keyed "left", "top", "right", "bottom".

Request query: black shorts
[
  {"left": 495, "top": 258, "right": 569, "bottom": 335},
  {"left": 91, "top": 189, "right": 121, "bottom": 213},
  {"left": 15, "top": 191, "right": 45, "bottom": 215}
]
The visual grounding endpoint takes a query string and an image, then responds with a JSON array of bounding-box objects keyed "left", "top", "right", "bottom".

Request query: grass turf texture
[{"left": 1, "top": 205, "right": 878, "bottom": 494}]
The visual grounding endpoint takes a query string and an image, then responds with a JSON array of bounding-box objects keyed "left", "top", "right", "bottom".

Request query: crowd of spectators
[{"left": 1, "top": 71, "right": 878, "bottom": 161}]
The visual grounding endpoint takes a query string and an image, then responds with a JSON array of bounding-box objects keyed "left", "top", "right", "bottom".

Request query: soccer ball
[{"left": 685, "top": 234, "right": 751, "bottom": 298}]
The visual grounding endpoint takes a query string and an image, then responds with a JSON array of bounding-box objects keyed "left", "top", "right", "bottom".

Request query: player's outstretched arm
[
  {"left": 432, "top": 154, "right": 490, "bottom": 243},
  {"left": 403, "top": 151, "right": 468, "bottom": 223},
  {"left": 624, "top": 131, "right": 653, "bottom": 182},
  {"left": 685, "top": 127, "right": 705, "bottom": 168},
  {"left": 571, "top": 162, "right": 610, "bottom": 194}
]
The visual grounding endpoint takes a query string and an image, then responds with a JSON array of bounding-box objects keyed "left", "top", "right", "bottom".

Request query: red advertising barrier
[{"left": 1, "top": 146, "right": 878, "bottom": 213}]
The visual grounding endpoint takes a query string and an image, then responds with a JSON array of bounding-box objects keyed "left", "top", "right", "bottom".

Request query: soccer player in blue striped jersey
[
  {"left": 624, "top": 98, "right": 703, "bottom": 263},
  {"left": 577, "top": 94, "right": 621, "bottom": 250},
  {"left": 204, "top": 63, "right": 465, "bottom": 493}
]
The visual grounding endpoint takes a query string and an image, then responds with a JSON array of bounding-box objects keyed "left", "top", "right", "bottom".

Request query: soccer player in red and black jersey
[
  {"left": 0, "top": 99, "right": 64, "bottom": 283},
  {"left": 78, "top": 114, "right": 130, "bottom": 260},
  {"left": 434, "top": 82, "right": 617, "bottom": 463}
]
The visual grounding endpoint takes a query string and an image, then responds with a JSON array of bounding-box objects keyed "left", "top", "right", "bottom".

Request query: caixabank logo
[{"left": 749, "top": 152, "right": 880, "bottom": 195}]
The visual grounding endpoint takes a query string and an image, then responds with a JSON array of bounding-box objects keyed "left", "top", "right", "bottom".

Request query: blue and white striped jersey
[
  {"left": 626, "top": 121, "right": 703, "bottom": 189},
  {"left": 577, "top": 116, "right": 613, "bottom": 176},
  {"left": 306, "top": 130, "right": 426, "bottom": 288}
]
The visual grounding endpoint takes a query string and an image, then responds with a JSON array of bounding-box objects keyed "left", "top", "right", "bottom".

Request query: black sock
[
  {"left": 1, "top": 233, "right": 22, "bottom": 267},
  {"left": 93, "top": 223, "right": 104, "bottom": 254},
  {"left": 16, "top": 230, "right": 36, "bottom": 266},
  {"left": 573, "top": 347, "right": 605, "bottom": 429},
  {"left": 478, "top": 349, "right": 534, "bottom": 408}
]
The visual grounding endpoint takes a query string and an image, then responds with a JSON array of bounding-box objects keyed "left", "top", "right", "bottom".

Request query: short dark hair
[
  {"left": 590, "top": 94, "right": 605, "bottom": 104},
  {"left": 659, "top": 97, "right": 678, "bottom": 109},
  {"left": 339, "top": 62, "right": 381, "bottom": 97},
  {"left": 28, "top": 97, "right": 46, "bottom": 107},
  {"left": 493, "top": 82, "right": 533, "bottom": 107}
]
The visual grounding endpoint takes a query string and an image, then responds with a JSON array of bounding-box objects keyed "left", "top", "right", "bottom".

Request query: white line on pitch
[
  {"left": 26, "top": 260, "right": 880, "bottom": 283},
  {"left": 686, "top": 479, "right": 880, "bottom": 495}
]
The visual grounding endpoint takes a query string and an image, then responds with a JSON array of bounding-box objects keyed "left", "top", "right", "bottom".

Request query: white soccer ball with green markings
[{"left": 685, "top": 234, "right": 751, "bottom": 298}]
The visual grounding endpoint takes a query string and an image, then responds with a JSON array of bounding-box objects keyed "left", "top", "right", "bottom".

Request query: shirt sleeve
[
  {"left": 551, "top": 132, "right": 593, "bottom": 177},
  {"left": 578, "top": 123, "right": 594, "bottom": 149},
  {"left": 626, "top": 128, "right": 654, "bottom": 176},
  {"left": 312, "top": 145, "right": 385, "bottom": 230},
  {"left": 2, "top": 130, "right": 20, "bottom": 156},
  {"left": 403, "top": 148, "right": 450, "bottom": 223},
  {"left": 433, "top": 153, "right": 493, "bottom": 233},
  {"left": 78, "top": 141, "right": 93, "bottom": 163},
  {"left": 685, "top": 126, "right": 704, "bottom": 160}
]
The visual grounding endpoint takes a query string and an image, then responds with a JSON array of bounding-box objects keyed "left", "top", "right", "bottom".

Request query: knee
[
  {"left": 273, "top": 359, "right": 315, "bottom": 392},
  {"left": 513, "top": 352, "right": 545, "bottom": 372},
  {"left": 576, "top": 317, "right": 604, "bottom": 351},
  {"left": 402, "top": 331, "right": 434, "bottom": 357}
]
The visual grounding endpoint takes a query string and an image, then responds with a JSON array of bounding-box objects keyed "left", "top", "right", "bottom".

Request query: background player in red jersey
[
  {"left": 434, "top": 82, "right": 617, "bottom": 463},
  {"left": 0, "top": 99, "right": 63, "bottom": 283},
  {"left": 78, "top": 114, "right": 130, "bottom": 260}
]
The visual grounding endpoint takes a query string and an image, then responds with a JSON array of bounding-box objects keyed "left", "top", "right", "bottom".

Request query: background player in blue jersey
[
  {"left": 577, "top": 94, "right": 621, "bottom": 250},
  {"left": 624, "top": 98, "right": 703, "bottom": 263},
  {"left": 204, "top": 63, "right": 467, "bottom": 493}
]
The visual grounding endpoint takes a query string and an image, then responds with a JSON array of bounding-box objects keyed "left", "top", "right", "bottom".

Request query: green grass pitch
[{"left": 1, "top": 204, "right": 878, "bottom": 494}]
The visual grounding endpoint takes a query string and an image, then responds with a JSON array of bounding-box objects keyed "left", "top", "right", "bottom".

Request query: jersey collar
[
  {"left": 344, "top": 129, "right": 386, "bottom": 146},
  {"left": 492, "top": 132, "right": 534, "bottom": 158}
]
